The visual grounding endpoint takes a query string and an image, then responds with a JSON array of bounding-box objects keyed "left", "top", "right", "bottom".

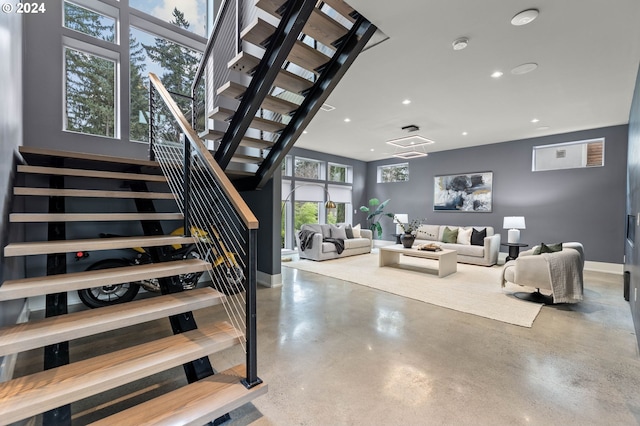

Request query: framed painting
[{"left": 433, "top": 171, "right": 493, "bottom": 212}]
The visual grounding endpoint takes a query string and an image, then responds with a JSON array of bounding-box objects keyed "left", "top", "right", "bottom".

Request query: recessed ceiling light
[
  {"left": 452, "top": 37, "right": 469, "bottom": 51},
  {"left": 511, "top": 63, "right": 538, "bottom": 75},
  {"left": 303, "top": 130, "right": 308, "bottom": 134},
  {"left": 344, "top": 118, "right": 351, "bottom": 122},
  {"left": 462, "top": 132, "right": 468, "bottom": 136},
  {"left": 511, "top": 9, "right": 539, "bottom": 26},
  {"left": 402, "top": 99, "right": 411, "bottom": 105},
  {"left": 491, "top": 71, "right": 504, "bottom": 78},
  {"left": 370, "top": 148, "right": 375, "bottom": 152},
  {"left": 531, "top": 118, "right": 539, "bottom": 123}
]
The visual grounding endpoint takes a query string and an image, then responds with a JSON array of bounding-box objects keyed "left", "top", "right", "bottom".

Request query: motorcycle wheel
[
  {"left": 211, "top": 265, "right": 245, "bottom": 296},
  {"left": 78, "top": 259, "right": 140, "bottom": 308}
]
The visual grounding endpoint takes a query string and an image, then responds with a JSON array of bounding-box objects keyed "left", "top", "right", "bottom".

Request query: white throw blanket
[{"left": 544, "top": 250, "right": 584, "bottom": 303}]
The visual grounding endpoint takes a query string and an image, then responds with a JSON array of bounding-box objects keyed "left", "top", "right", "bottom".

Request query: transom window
[
  {"left": 533, "top": 138, "right": 605, "bottom": 171},
  {"left": 378, "top": 163, "right": 409, "bottom": 183}
]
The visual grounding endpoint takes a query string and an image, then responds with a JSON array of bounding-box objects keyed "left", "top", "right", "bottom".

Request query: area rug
[{"left": 283, "top": 251, "right": 543, "bottom": 327}]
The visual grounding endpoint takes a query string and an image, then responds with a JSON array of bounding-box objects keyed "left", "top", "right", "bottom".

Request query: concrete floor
[{"left": 13, "top": 267, "right": 640, "bottom": 425}]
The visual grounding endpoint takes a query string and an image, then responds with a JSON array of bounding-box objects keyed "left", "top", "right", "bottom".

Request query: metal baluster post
[
  {"left": 183, "top": 133, "right": 191, "bottom": 237},
  {"left": 242, "top": 228, "right": 262, "bottom": 388}
]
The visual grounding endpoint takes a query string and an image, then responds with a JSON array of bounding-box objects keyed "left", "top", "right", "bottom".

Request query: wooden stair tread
[
  {"left": 209, "top": 107, "right": 286, "bottom": 133},
  {"left": 0, "top": 259, "right": 209, "bottom": 301},
  {"left": 0, "top": 321, "right": 242, "bottom": 425},
  {"left": 19, "top": 146, "right": 160, "bottom": 168},
  {"left": 255, "top": 0, "right": 286, "bottom": 18},
  {"left": 240, "top": 17, "right": 275, "bottom": 47},
  {"left": 322, "top": 0, "right": 357, "bottom": 22},
  {"left": 0, "top": 287, "right": 224, "bottom": 357},
  {"left": 4, "top": 235, "right": 197, "bottom": 257},
  {"left": 217, "top": 81, "right": 299, "bottom": 115},
  {"left": 89, "top": 364, "right": 267, "bottom": 426},
  {"left": 13, "top": 187, "right": 174, "bottom": 200},
  {"left": 198, "top": 128, "right": 226, "bottom": 141},
  {"left": 232, "top": 153, "right": 263, "bottom": 164},
  {"left": 274, "top": 69, "right": 314, "bottom": 94},
  {"left": 10, "top": 212, "right": 183, "bottom": 223},
  {"left": 17, "top": 165, "right": 166, "bottom": 182},
  {"left": 228, "top": 51, "right": 261, "bottom": 74},
  {"left": 288, "top": 41, "right": 331, "bottom": 74},
  {"left": 239, "top": 136, "right": 276, "bottom": 150},
  {"left": 304, "top": 8, "right": 348, "bottom": 48}
]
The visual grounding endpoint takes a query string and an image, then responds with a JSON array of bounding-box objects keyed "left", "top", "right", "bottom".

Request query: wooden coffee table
[{"left": 379, "top": 245, "right": 457, "bottom": 277}]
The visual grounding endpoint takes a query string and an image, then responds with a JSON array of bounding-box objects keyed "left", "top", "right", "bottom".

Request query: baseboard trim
[
  {"left": 0, "top": 300, "right": 29, "bottom": 382},
  {"left": 584, "top": 261, "right": 623, "bottom": 275},
  {"left": 258, "top": 270, "right": 282, "bottom": 288}
]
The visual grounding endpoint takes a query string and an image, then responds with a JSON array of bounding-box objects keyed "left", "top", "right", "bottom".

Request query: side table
[{"left": 501, "top": 242, "right": 528, "bottom": 262}]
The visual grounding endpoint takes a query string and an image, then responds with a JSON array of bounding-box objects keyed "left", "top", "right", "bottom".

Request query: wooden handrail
[{"left": 149, "top": 73, "right": 258, "bottom": 229}]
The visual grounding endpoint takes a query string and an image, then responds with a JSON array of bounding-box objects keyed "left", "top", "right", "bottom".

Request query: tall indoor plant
[{"left": 359, "top": 198, "right": 394, "bottom": 239}]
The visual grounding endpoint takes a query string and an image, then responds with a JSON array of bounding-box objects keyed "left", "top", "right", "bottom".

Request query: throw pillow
[
  {"left": 441, "top": 226, "right": 459, "bottom": 243},
  {"left": 533, "top": 242, "right": 563, "bottom": 255},
  {"left": 416, "top": 224, "right": 440, "bottom": 241},
  {"left": 330, "top": 224, "right": 347, "bottom": 240},
  {"left": 344, "top": 225, "right": 354, "bottom": 239},
  {"left": 352, "top": 223, "right": 362, "bottom": 238},
  {"left": 470, "top": 228, "right": 487, "bottom": 246},
  {"left": 457, "top": 227, "right": 472, "bottom": 245}
]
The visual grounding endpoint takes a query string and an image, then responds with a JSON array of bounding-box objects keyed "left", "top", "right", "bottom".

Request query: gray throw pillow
[
  {"left": 330, "top": 224, "right": 347, "bottom": 240},
  {"left": 345, "top": 225, "right": 354, "bottom": 239}
]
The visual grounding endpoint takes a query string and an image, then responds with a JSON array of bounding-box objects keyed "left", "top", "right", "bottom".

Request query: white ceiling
[{"left": 295, "top": 0, "right": 640, "bottom": 162}]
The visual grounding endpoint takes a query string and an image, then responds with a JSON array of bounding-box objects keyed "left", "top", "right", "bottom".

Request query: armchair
[{"left": 501, "top": 242, "right": 584, "bottom": 303}]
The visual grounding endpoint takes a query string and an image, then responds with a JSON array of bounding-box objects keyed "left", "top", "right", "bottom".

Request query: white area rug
[{"left": 283, "top": 251, "right": 543, "bottom": 327}]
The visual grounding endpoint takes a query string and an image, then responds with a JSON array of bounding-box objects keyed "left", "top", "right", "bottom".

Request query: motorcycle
[{"left": 77, "top": 226, "right": 245, "bottom": 308}]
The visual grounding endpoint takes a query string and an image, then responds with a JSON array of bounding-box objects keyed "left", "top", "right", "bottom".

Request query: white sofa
[
  {"left": 295, "top": 224, "right": 372, "bottom": 261},
  {"left": 412, "top": 224, "right": 501, "bottom": 266}
]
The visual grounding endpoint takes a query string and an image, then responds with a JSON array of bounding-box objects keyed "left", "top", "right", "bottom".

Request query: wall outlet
[{"left": 635, "top": 287, "right": 638, "bottom": 302}]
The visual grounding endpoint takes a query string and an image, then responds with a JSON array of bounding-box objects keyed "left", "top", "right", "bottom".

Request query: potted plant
[
  {"left": 359, "top": 198, "right": 394, "bottom": 239},
  {"left": 393, "top": 217, "right": 426, "bottom": 248}
]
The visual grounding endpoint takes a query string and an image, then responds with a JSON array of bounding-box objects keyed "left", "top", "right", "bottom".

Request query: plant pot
[{"left": 400, "top": 233, "right": 415, "bottom": 248}]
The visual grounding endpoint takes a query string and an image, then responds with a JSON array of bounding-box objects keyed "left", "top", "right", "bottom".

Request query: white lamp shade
[
  {"left": 503, "top": 216, "right": 526, "bottom": 229},
  {"left": 394, "top": 214, "right": 408, "bottom": 234}
]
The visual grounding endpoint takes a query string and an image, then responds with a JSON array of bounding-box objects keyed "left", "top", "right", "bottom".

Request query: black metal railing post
[
  {"left": 183, "top": 133, "right": 192, "bottom": 237},
  {"left": 242, "top": 228, "right": 262, "bottom": 389}
]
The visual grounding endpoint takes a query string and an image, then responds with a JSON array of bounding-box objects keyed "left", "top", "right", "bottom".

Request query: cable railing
[{"left": 149, "top": 72, "right": 261, "bottom": 388}]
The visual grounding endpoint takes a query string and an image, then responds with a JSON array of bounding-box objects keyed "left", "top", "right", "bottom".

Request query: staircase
[
  {"left": 0, "top": 147, "right": 266, "bottom": 425},
  {"left": 191, "top": 0, "right": 376, "bottom": 190}
]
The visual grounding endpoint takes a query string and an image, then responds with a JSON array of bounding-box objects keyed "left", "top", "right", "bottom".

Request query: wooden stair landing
[{"left": 0, "top": 321, "right": 242, "bottom": 425}]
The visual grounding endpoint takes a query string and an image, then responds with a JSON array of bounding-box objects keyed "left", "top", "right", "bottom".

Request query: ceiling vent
[
  {"left": 320, "top": 103, "right": 335, "bottom": 112},
  {"left": 556, "top": 149, "right": 566, "bottom": 159},
  {"left": 401, "top": 124, "right": 420, "bottom": 132}
]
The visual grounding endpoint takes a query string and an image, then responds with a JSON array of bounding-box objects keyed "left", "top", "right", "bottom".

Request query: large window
[
  {"left": 130, "top": 0, "right": 208, "bottom": 37},
  {"left": 129, "top": 25, "right": 202, "bottom": 142},
  {"left": 378, "top": 163, "right": 409, "bottom": 183},
  {"left": 64, "top": 47, "right": 116, "bottom": 138}
]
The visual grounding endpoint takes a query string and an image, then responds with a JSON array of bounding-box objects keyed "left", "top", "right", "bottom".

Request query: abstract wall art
[{"left": 433, "top": 172, "right": 493, "bottom": 212}]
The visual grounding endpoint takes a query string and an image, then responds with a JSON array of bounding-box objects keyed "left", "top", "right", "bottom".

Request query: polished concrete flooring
[{"left": 13, "top": 267, "right": 640, "bottom": 425}]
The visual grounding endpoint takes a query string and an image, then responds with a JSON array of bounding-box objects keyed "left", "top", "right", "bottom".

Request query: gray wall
[
  {"left": 1, "top": 9, "right": 26, "bottom": 372},
  {"left": 626, "top": 62, "right": 640, "bottom": 346},
  {"left": 366, "top": 125, "right": 628, "bottom": 264}
]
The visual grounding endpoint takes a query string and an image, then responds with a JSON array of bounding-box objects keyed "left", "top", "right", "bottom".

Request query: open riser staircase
[
  {"left": 191, "top": 0, "right": 376, "bottom": 190},
  {"left": 0, "top": 147, "right": 266, "bottom": 425}
]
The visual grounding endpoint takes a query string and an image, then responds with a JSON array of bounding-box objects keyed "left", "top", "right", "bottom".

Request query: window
[
  {"left": 378, "top": 163, "right": 409, "bottom": 183},
  {"left": 327, "top": 203, "right": 348, "bottom": 224},
  {"left": 129, "top": 26, "right": 202, "bottom": 142},
  {"left": 328, "top": 163, "right": 351, "bottom": 183},
  {"left": 64, "top": 46, "right": 116, "bottom": 138},
  {"left": 532, "top": 138, "right": 605, "bottom": 171},
  {"left": 295, "top": 202, "right": 319, "bottom": 231},
  {"left": 129, "top": 0, "right": 207, "bottom": 37},
  {"left": 64, "top": 1, "right": 117, "bottom": 43},
  {"left": 295, "top": 158, "right": 324, "bottom": 180}
]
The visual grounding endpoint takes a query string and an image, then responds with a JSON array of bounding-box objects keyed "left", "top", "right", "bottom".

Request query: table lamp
[{"left": 503, "top": 216, "right": 526, "bottom": 243}]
